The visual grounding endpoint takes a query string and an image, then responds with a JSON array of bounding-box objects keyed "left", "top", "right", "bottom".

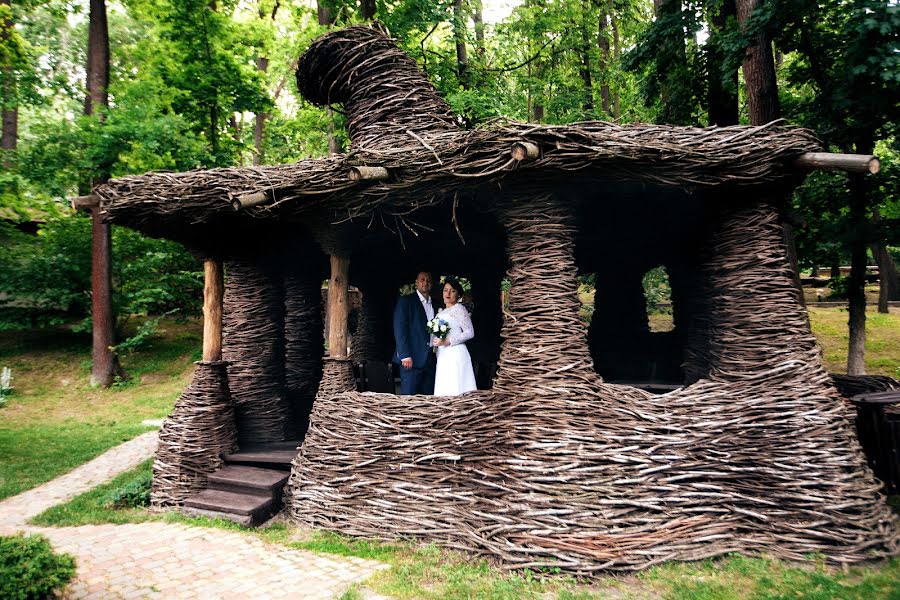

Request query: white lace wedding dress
[{"left": 433, "top": 302, "right": 477, "bottom": 396}]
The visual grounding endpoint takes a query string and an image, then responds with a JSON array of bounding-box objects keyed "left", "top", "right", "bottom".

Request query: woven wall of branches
[
  {"left": 286, "top": 195, "right": 898, "bottom": 572},
  {"left": 223, "top": 256, "right": 291, "bottom": 443},
  {"left": 283, "top": 263, "right": 324, "bottom": 441},
  {"left": 151, "top": 362, "right": 237, "bottom": 508},
  {"left": 95, "top": 26, "right": 821, "bottom": 241}
]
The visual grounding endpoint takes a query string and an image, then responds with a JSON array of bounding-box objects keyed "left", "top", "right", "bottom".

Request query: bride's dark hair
[{"left": 442, "top": 277, "right": 465, "bottom": 299}]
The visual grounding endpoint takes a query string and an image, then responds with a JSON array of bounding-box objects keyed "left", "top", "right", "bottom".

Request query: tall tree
[
  {"left": 85, "top": 0, "right": 122, "bottom": 387},
  {"left": 778, "top": 0, "right": 900, "bottom": 373},
  {"left": 735, "top": 0, "right": 779, "bottom": 124},
  {"left": 706, "top": 0, "right": 738, "bottom": 126},
  {"left": 453, "top": 0, "right": 469, "bottom": 88},
  {"left": 1, "top": 0, "right": 15, "bottom": 165}
]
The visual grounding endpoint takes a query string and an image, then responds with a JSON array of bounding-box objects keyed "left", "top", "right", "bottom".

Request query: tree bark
[
  {"left": 707, "top": 0, "right": 738, "bottom": 126},
  {"left": 598, "top": 2, "right": 611, "bottom": 117},
  {"left": 86, "top": 0, "right": 121, "bottom": 387},
  {"left": 84, "top": 0, "right": 109, "bottom": 116},
  {"left": 360, "top": 0, "right": 376, "bottom": 20},
  {"left": 472, "top": 0, "right": 485, "bottom": 55},
  {"left": 1, "top": 0, "right": 16, "bottom": 167},
  {"left": 735, "top": 0, "right": 779, "bottom": 125},
  {"left": 612, "top": 11, "right": 620, "bottom": 119},
  {"left": 871, "top": 207, "right": 899, "bottom": 313},
  {"left": 579, "top": 0, "right": 593, "bottom": 112},
  {"left": 253, "top": 57, "right": 269, "bottom": 165},
  {"left": 453, "top": 0, "right": 469, "bottom": 88},
  {"left": 847, "top": 172, "right": 868, "bottom": 375}
]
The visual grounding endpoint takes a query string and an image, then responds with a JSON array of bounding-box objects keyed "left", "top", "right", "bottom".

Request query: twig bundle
[{"left": 151, "top": 361, "right": 237, "bottom": 507}]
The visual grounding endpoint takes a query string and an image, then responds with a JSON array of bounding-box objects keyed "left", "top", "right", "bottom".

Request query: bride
[{"left": 432, "top": 277, "right": 477, "bottom": 396}]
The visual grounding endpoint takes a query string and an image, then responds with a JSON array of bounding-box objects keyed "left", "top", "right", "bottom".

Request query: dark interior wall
[{"left": 571, "top": 181, "right": 712, "bottom": 384}]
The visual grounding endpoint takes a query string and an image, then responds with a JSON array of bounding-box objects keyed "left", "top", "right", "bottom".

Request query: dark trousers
[{"left": 399, "top": 359, "right": 435, "bottom": 395}]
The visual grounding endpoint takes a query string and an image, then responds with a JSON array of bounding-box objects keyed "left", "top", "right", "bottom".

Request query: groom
[{"left": 393, "top": 271, "right": 439, "bottom": 395}]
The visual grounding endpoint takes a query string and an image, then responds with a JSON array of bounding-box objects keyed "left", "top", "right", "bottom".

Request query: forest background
[{"left": 0, "top": 0, "right": 898, "bottom": 377}]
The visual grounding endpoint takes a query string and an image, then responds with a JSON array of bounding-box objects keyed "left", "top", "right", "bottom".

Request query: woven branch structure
[
  {"left": 101, "top": 24, "right": 897, "bottom": 572},
  {"left": 223, "top": 256, "right": 291, "bottom": 444},
  {"left": 151, "top": 361, "right": 237, "bottom": 508}
]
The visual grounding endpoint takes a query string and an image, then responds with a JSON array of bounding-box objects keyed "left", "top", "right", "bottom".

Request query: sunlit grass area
[
  {"left": 808, "top": 306, "right": 900, "bottom": 378},
  {"left": 0, "top": 318, "right": 200, "bottom": 500}
]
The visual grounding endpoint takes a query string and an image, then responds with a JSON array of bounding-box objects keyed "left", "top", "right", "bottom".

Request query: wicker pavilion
[{"left": 91, "top": 25, "right": 898, "bottom": 573}]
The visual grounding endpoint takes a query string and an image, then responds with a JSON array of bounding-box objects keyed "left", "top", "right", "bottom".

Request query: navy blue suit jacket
[{"left": 393, "top": 293, "right": 439, "bottom": 369}]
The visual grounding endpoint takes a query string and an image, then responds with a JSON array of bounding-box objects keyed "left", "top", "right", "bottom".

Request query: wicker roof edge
[{"left": 96, "top": 119, "right": 822, "bottom": 230}]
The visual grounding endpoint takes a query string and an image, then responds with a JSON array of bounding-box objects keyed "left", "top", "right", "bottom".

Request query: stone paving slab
[
  {"left": 0, "top": 523, "right": 388, "bottom": 599},
  {"left": 0, "top": 430, "right": 160, "bottom": 527},
  {"left": 0, "top": 430, "right": 390, "bottom": 598}
]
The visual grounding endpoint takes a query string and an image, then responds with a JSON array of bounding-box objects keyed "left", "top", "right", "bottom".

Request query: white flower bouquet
[{"left": 426, "top": 317, "right": 450, "bottom": 353}]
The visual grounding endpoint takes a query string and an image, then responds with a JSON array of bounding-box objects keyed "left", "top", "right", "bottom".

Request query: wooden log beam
[
  {"left": 348, "top": 166, "right": 389, "bottom": 182},
  {"left": 327, "top": 254, "right": 351, "bottom": 359},
  {"left": 202, "top": 258, "right": 224, "bottom": 362},
  {"left": 510, "top": 141, "right": 540, "bottom": 162},
  {"left": 231, "top": 191, "right": 271, "bottom": 210},
  {"left": 794, "top": 153, "right": 879, "bottom": 174},
  {"left": 71, "top": 195, "right": 99, "bottom": 211}
]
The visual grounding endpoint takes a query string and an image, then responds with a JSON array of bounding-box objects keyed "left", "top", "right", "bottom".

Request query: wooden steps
[{"left": 182, "top": 442, "right": 299, "bottom": 527}]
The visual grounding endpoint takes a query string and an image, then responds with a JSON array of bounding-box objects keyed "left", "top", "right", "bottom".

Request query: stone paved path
[{"left": 0, "top": 432, "right": 388, "bottom": 599}]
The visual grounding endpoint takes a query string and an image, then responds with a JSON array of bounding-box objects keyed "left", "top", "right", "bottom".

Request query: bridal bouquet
[{"left": 426, "top": 317, "right": 450, "bottom": 353}]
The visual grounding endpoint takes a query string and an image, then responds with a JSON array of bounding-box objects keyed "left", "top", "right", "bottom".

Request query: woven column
[
  {"left": 492, "top": 195, "right": 603, "bottom": 396},
  {"left": 350, "top": 282, "right": 395, "bottom": 363},
  {"left": 283, "top": 263, "right": 324, "bottom": 440},
  {"left": 665, "top": 202, "right": 899, "bottom": 561},
  {"left": 151, "top": 361, "right": 237, "bottom": 507},
  {"left": 223, "top": 256, "right": 289, "bottom": 444}
]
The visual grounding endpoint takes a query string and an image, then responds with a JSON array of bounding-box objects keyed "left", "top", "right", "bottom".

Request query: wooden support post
[
  {"left": 231, "top": 191, "right": 271, "bottom": 210},
  {"left": 202, "top": 259, "right": 224, "bottom": 362},
  {"left": 794, "top": 152, "right": 879, "bottom": 174},
  {"left": 348, "top": 166, "right": 389, "bottom": 182},
  {"left": 510, "top": 141, "right": 540, "bottom": 162},
  {"left": 327, "top": 254, "right": 351, "bottom": 359}
]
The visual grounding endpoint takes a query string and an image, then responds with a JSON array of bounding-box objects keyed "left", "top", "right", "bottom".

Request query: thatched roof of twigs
[{"left": 95, "top": 25, "right": 822, "bottom": 238}]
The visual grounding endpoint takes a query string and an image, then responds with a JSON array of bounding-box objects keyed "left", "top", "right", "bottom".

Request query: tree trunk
[
  {"left": 872, "top": 206, "right": 899, "bottom": 313},
  {"left": 831, "top": 263, "right": 840, "bottom": 279},
  {"left": 85, "top": 0, "right": 121, "bottom": 387},
  {"left": 612, "top": 11, "right": 620, "bottom": 119},
  {"left": 846, "top": 133, "right": 875, "bottom": 375},
  {"left": 598, "top": 2, "right": 611, "bottom": 118},
  {"left": 360, "top": 0, "right": 376, "bottom": 20},
  {"left": 735, "top": 0, "right": 780, "bottom": 125},
  {"left": 847, "top": 173, "right": 868, "bottom": 375},
  {"left": 707, "top": 0, "right": 738, "bottom": 126},
  {"left": 84, "top": 0, "right": 109, "bottom": 116},
  {"left": 453, "top": 0, "right": 469, "bottom": 88},
  {"left": 1, "top": 0, "right": 15, "bottom": 167},
  {"left": 472, "top": 0, "right": 485, "bottom": 55},
  {"left": 317, "top": 1, "right": 340, "bottom": 153},
  {"left": 579, "top": 0, "right": 593, "bottom": 112},
  {"left": 253, "top": 57, "right": 268, "bottom": 165}
]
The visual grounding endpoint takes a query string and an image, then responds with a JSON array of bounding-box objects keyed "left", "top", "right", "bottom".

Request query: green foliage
[
  {"left": 0, "top": 533, "right": 77, "bottom": 600},
  {"left": 101, "top": 469, "right": 152, "bottom": 509},
  {"left": 0, "top": 213, "right": 200, "bottom": 332},
  {"left": 643, "top": 266, "right": 672, "bottom": 314},
  {"left": 826, "top": 275, "right": 851, "bottom": 300}
]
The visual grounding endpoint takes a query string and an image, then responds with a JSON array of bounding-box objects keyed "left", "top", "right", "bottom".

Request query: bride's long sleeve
[{"left": 447, "top": 305, "right": 475, "bottom": 346}]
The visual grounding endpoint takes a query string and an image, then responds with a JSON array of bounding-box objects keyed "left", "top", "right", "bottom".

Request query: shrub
[
  {"left": 101, "top": 470, "right": 152, "bottom": 509},
  {"left": 0, "top": 533, "right": 76, "bottom": 600}
]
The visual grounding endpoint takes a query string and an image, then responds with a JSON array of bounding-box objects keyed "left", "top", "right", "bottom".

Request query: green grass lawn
[{"left": 0, "top": 318, "right": 200, "bottom": 500}]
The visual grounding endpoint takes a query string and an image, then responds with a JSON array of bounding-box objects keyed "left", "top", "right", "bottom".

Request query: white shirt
[{"left": 416, "top": 290, "right": 435, "bottom": 321}]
